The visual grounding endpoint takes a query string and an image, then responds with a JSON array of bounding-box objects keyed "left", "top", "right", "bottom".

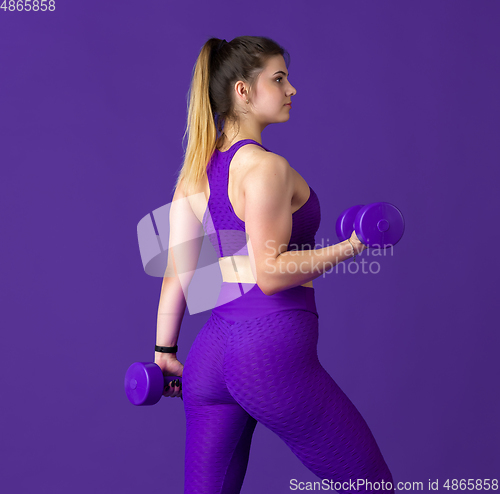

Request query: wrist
[
  {"left": 347, "top": 238, "right": 364, "bottom": 255},
  {"left": 154, "top": 344, "right": 178, "bottom": 360},
  {"left": 345, "top": 239, "right": 356, "bottom": 257},
  {"left": 155, "top": 351, "right": 178, "bottom": 361},
  {"left": 155, "top": 344, "right": 177, "bottom": 352}
]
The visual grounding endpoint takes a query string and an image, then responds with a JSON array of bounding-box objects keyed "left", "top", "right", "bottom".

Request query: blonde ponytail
[{"left": 174, "top": 40, "right": 219, "bottom": 197}]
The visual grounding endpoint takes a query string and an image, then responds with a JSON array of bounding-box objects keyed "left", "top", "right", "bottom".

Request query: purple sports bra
[{"left": 202, "top": 139, "right": 321, "bottom": 258}]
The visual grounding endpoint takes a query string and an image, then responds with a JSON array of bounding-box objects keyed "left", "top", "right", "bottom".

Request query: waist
[
  {"left": 218, "top": 255, "right": 313, "bottom": 288},
  {"left": 212, "top": 282, "right": 318, "bottom": 322}
]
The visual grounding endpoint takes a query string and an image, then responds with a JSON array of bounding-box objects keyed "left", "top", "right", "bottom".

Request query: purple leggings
[{"left": 182, "top": 283, "right": 394, "bottom": 493}]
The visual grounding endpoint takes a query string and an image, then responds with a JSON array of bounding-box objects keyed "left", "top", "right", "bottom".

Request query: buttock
[{"left": 183, "top": 309, "right": 320, "bottom": 408}]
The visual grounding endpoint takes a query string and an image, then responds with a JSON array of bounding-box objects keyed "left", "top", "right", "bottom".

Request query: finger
[
  {"left": 172, "top": 381, "right": 183, "bottom": 398},
  {"left": 163, "top": 384, "right": 174, "bottom": 397},
  {"left": 162, "top": 378, "right": 182, "bottom": 397}
]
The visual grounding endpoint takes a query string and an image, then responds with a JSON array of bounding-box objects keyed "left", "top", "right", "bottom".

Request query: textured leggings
[{"left": 182, "top": 283, "right": 394, "bottom": 493}]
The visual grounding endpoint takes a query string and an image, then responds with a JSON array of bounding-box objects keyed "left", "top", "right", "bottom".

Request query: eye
[{"left": 275, "top": 77, "right": 282, "bottom": 83}]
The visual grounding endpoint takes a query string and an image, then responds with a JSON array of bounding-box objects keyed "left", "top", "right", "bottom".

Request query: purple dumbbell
[
  {"left": 124, "top": 362, "right": 182, "bottom": 406},
  {"left": 335, "top": 202, "right": 405, "bottom": 248}
]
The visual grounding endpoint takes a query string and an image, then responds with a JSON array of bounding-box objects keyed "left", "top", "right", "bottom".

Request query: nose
[{"left": 288, "top": 82, "right": 297, "bottom": 97}]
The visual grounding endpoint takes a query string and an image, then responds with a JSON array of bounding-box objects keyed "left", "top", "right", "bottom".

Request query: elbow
[
  {"left": 260, "top": 285, "right": 274, "bottom": 296},
  {"left": 255, "top": 263, "right": 278, "bottom": 296},
  {"left": 257, "top": 276, "right": 275, "bottom": 297},
  {"left": 259, "top": 285, "right": 273, "bottom": 296}
]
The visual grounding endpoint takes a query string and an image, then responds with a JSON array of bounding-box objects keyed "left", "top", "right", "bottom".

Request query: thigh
[
  {"left": 224, "top": 309, "right": 394, "bottom": 492},
  {"left": 184, "top": 403, "right": 257, "bottom": 494}
]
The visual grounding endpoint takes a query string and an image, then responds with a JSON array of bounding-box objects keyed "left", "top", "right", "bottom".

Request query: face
[{"left": 243, "top": 55, "right": 297, "bottom": 125}]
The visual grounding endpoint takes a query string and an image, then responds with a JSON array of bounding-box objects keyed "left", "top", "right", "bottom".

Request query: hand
[
  {"left": 155, "top": 354, "right": 184, "bottom": 400},
  {"left": 349, "top": 230, "right": 368, "bottom": 255}
]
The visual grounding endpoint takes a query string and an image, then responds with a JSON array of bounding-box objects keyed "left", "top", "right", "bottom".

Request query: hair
[{"left": 173, "top": 35, "right": 290, "bottom": 196}]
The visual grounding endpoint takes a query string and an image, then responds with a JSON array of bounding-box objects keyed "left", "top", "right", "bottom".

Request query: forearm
[
  {"left": 263, "top": 240, "right": 356, "bottom": 295},
  {"left": 155, "top": 275, "right": 187, "bottom": 352}
]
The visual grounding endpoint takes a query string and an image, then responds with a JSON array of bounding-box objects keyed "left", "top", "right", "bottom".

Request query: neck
[
  {"left": 219, "top": 119, "right": 264, "bottom": 148},
  {"left": 220, "top": 133, "right": 262, "bottom": 147}
]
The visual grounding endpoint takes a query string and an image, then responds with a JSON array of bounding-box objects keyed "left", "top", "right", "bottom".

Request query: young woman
[{"left": 154, "top": 36, "right": 394, "bottom": 494}]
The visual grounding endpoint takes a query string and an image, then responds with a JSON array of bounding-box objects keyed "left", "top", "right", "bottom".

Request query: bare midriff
[{"left": 218, "top": 255, "right": 313, "bottom": 288}]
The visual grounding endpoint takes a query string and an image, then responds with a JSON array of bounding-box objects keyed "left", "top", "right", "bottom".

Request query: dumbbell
[
  {"left": 124, "top": 362, "right": 182, "bottom": 406},
  {"left": 335, "top": 202, "right": 405, "bottom": 248}
]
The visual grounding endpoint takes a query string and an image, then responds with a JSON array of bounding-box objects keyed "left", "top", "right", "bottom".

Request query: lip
[{"left": 285, "top": 103, "right": 292, "bottom": 107}]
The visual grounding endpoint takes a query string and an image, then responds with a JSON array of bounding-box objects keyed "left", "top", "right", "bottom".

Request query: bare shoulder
[
  {"left": 241, "top": 150, "right": 294, "bottom": 212},
  {"left": 241, "top": 148, "right": 292, "bottom": 189}
]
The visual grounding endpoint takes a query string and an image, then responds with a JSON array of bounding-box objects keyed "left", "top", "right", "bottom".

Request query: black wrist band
[{"left": 155, "top": 345, "right": 178, "bottom": 353}]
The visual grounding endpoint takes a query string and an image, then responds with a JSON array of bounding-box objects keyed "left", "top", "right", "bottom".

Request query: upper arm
[
  {"left": 166, "top": 180, "right": 204, "bottom": 290},
  {"left": 243, "top": 154, "right": 295, "bottom": 295}
]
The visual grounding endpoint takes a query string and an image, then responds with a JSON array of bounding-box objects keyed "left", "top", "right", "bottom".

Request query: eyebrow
[{"left": 272, "top": 70, "right": 289, "bottom": 77}]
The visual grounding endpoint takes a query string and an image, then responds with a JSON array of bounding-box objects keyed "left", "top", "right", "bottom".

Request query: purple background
[{"left": 1, "top": 1, "right": 499, "bottom": 493}]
